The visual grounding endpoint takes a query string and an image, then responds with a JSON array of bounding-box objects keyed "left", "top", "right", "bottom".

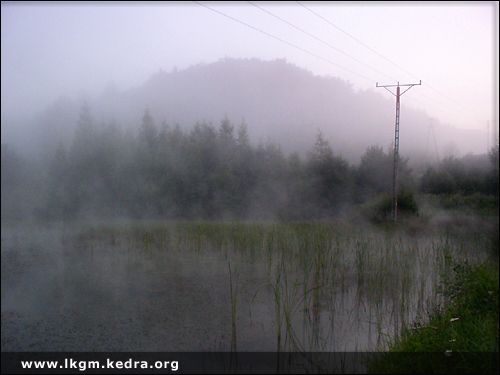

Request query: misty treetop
[
  {"left": 420, "top": 148, "right": 499, "bottom": 196},
  {"left": 1, "top": 104, "right": 498, "bottom": 222},
  {"left": 5, "top": 58, "right": 489, "bottom": 163}
]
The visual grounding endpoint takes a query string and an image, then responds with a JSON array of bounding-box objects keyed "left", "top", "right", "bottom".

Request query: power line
[
  {"left": 297, "top": 1, "right": 415, "bottom": 79},
  {"left": 251, "top": 1, "right": 475, "bottom": 124},
  {"left": 195, "top": 1, "right": 478, "bottom": 128},
  {"left": 297, "top": 1, "right": 483, "bottom": 121},
  {"left": 248, "top": 1, "right": 395, "bottom": 81},
  {"left": 194, "top": 1, "right": 373, "bottom": 82}
]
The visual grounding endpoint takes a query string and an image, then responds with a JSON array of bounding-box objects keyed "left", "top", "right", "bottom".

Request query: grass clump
[{"left": 369, "top": 262, "right": 499, "bottom": 374}]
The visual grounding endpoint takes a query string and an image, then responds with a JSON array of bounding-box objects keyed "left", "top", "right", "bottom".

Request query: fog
[
  {"left": 1, "top": 0, "right": 499, "bottom": 226},
  {"left": 1, "top": 1, "right": 498, "bottom": 159},
  {"left": 1, "top": 1, "right": 499, "bottom": 364}
]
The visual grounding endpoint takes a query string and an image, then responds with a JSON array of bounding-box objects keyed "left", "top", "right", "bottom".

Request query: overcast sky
[{"left": 1, "top": 1, "right": 498, "bottom": 131}]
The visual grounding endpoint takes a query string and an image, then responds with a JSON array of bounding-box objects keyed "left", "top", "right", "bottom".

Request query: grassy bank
[{"left": 369, "top": 261, "right": 499, "bottom": 374}]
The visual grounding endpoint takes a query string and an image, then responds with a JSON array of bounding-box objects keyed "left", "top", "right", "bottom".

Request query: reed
[{"left": 73, "top": 219, "right": 488, "bottom": 353}]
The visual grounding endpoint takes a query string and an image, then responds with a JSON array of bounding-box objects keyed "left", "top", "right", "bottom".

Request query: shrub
[{"left": 365, "top": 190, "right": 419, "bottom": 223}]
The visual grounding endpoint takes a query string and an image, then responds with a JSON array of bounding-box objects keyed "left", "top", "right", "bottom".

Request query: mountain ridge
[{"left": 10, "top": 57, "right": 487, "bottom": 162}]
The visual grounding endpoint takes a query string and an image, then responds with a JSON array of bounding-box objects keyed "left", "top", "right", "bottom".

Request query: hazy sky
[{"left": 1, "top": 1, "right": 498, "bottom": 131}]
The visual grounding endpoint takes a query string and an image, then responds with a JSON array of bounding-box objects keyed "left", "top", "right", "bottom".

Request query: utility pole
[{"left": 376, "top": 80, "right": 421, "bottom": 222}]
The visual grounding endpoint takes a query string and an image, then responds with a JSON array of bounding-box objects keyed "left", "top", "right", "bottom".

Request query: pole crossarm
[{"left": 376, "top": 80, "right": 421, "bottom": 88}]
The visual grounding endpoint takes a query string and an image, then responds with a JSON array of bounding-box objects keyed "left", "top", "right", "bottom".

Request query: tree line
[{"left": 1, "top": 105, "right": 497, "bottom": 222}]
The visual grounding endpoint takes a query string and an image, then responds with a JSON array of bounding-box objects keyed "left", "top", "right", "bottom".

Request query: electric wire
[
  {"left": 194, "top": 1, "right": 373, "bottom": 82},
  {"left": 297, "top": 1, "right": 483, "bottom": 122}
]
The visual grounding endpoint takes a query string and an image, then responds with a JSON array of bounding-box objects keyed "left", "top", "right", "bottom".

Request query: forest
[
  {"left": 2, "top": 104, "right": 498, "bottom": 223},
  {"left": 2, "top": 104, "right": 499, "bottom": 374},
  {"left": 2, "top": 3, "right": 498, "bottom": 373}
]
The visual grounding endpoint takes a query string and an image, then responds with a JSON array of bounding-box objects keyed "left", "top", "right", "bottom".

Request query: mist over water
[
  {"left": 2, "top": 221, "right": 493, "bottom": 352},
  {"left": 1, "top": 2, "right": 498, "bottom": 369}
]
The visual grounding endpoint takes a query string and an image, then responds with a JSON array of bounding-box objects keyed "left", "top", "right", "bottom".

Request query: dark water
[{"left": 1, "top": 221, "right": 486, "bottom": 352}]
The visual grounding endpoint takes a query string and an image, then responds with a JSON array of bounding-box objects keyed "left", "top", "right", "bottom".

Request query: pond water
[{"left": 1, "top": 221, "right": 487, "bottom": 352}]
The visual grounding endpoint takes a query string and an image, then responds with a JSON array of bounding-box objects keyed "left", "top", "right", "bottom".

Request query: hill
[{"left": 11, "top": 58, "right": 486, "bottom": 161}]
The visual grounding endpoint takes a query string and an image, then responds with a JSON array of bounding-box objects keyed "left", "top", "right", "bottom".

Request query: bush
[
  {"left": 420, "top": 151, "right": 499, "bottom": 196},
  {"left": 365, "top": 190, "right": 419, "bottom": 223}
]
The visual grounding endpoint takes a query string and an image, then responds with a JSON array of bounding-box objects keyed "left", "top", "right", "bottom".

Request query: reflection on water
[{"left": 1, "top": 221, "right": 487, "bottom": 352}]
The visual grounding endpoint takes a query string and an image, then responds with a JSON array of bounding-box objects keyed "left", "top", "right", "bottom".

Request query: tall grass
[
  {"left": 74, "top": 219, "right": 490, "bottom": 353},
  {"left": 369, "top": 262, "right": 499, "bottom": 374},
  {"left": 228, "top": 259, "right": 237, "bottom": 352}
]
